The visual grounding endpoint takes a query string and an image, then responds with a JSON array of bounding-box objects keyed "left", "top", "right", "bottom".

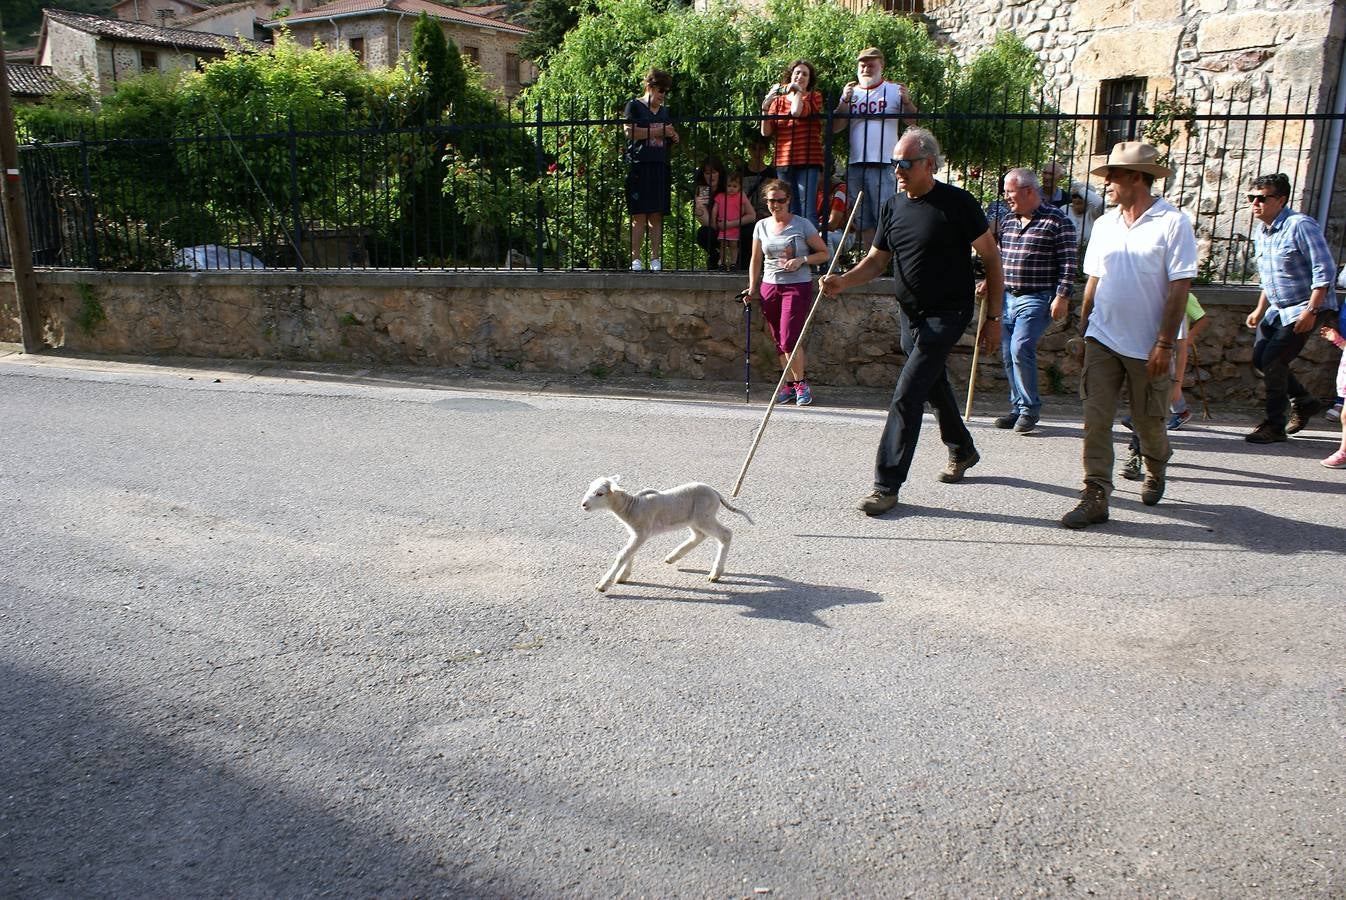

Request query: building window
[
  {"left": 154, "top": 8, "right": 175, "bottom": 23},
  {"left": 140, "top": 50, "right": 160, "bottom": 71},
  {"left": 462, "top": 45, "right": 479, "bottom": 65},
  {"left": 506, "top": 52, "right": 520, "bottom": 87},
  {"left": 349, "top": 36, "right": 364, "bottom": 62},
  {"left": 1097, "top": 77, "right": 1147, "bottom": 153}
]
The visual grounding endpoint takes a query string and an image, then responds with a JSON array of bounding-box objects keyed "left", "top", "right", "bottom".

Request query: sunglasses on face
[
  {"left": 1246, "top": 193, "right": 1280, "bottom": 204},
  {"left": 892, "top": 157, "right": 927, "bottom": 171}
]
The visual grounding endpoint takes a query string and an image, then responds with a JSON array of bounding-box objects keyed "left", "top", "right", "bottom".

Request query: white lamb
[{"left": 580, "top": 476, "right": 754, "bottom": 592}]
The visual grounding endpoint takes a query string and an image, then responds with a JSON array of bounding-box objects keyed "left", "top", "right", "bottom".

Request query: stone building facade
[
  {"left": 265, "top": 0, "right": 535, "bottom": 98},
  {"left": 923, "top": 0, "right": 1345, "bottom": 242},
  {"left": 36, "top": 10, "right": 264, "bottom": 95}
]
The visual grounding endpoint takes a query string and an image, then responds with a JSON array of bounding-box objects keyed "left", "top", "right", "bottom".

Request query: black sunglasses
[
  {"left": 1246, "top": 193, "right": 1281, "bottom": 204},
  {"left": 891, "top": 157, "right": 928, "bottom": 170}
]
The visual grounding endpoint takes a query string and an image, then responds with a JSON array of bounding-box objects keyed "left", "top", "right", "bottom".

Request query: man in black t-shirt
[{"left": 822, "top": 127, "right": 1003, "bottom": 517}]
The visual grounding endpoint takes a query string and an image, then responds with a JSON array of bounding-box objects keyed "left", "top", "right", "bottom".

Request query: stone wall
[
  {"left": 37, "top": 20, "right": 100, "bottom": 90},
  {"left": 924, "top": 0, "right": 1342, "bottom": 102},
  {"left": 2, "top": 270, "right": 1340, "bottom": 406}
]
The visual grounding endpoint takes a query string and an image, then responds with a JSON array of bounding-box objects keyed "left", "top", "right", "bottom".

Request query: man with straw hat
[{"left": 1061, "top": 141, "right": 1198, "bottom": 529}]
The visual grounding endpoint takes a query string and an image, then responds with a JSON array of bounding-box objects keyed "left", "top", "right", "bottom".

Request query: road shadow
[
  {"left": 1169, "top": 458, "right": 1346, "bottom": 495},
  {"left": 797, "top": 484, "right": 1346, "bottom": 556},
  {"left": 0, "top": 661, "right": 523, "bottom": 897},
  {"left": 601, "top": 573, "right": 884, "bottom": 627}
]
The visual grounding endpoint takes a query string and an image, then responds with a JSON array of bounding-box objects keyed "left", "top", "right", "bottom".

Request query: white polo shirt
[{"left": 1083, "top": 196, "right": 1198, "bottom": 360}]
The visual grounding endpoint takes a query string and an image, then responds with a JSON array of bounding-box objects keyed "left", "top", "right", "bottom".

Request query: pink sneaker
[{"left": 1322, "top": 449, "right": 1346, "bottom": 469}]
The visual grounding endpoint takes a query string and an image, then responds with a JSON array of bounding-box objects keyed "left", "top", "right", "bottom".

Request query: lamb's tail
[{"left": 717, "top": 492, "right": 754, "bottom": 525}]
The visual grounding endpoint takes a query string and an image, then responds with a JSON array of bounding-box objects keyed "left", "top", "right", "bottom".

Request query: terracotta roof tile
[
  {"left": 175, "top": 1, "right": 262, "bottom": 27},
  {"left": 267, "top": 0, "right": 529, "bottom": 35}
]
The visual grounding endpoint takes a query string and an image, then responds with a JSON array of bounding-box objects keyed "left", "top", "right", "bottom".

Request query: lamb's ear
[{"left": 609, "top": 474, "right": 622, "bottom": 484}]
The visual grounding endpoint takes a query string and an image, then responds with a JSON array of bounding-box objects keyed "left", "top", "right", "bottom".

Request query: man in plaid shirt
[
  {"left": 1243, "top": 172, "right": 1339, "bottom": 443},
  {"left": 990, "top": 167, "right": 1077, "bottom": 433}
]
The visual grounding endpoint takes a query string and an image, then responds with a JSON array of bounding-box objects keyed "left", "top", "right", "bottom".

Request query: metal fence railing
[{"left": 3, "top": 86, "right": 1343, "bottom": 282}]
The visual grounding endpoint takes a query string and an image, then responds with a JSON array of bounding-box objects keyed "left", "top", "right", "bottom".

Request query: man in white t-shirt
[
  {"left": 1062, "top": 141, "right": 1198, "bottom": 529},
  {"left": 832, "top": 47, "right": 918, "bottom": 247}
]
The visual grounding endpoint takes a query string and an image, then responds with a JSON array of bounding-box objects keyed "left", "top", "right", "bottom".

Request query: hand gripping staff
[{"left": 731, "top": 193, "right": 864, "bottom": 499}]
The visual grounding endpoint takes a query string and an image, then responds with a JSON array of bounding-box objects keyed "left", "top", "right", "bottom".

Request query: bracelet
[
  {"left": 986, "top": 315, "right": 1001, "bottom": 321},
  {"left": 1156, "top": 341, "right": 1173, "bottom": 349}
]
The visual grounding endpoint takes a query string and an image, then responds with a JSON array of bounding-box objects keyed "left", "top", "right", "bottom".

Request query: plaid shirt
[
  {"left": 1255, "top": 206, "right": 1338, "bottom": 326},
  {"left": 996, "top": 203, "right": 1077, "bottom": 298}
]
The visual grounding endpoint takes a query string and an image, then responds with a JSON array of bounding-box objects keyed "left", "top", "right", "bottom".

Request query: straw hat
[{"left": 1090, "top": 141, "right": 1172, "bottom": 178}]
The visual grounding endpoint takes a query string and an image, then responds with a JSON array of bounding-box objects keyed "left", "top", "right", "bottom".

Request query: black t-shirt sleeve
[
  {"left": 956, "top": 190, "right": 990, "bottom": 243},
  {"left": 872, "top": 196, "right": 898, "bottom": 254}
]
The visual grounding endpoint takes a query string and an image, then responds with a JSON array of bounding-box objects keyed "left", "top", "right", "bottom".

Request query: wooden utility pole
[{"left": 0, "top": 13, "right": 46, "bottom": 353}]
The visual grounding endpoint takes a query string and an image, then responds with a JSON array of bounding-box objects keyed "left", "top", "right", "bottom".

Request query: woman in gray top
[{"left": 746, "top": 178, "right": 830, "bottom": 406}]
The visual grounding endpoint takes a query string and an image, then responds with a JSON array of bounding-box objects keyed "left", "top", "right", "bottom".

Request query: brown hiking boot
[
  {"left": 1245, "top": 421, "right": 1288, "bottom": 444},
  {"left": 1140, "top": 471, "right": 1166, "bottom": 506},
  {"left": 1287, "top": 399, "right": 1325, "bottom": 434},
  {"left": 859, "top": 490, "right": 899, "bottom": 517},
  {"left": 936, "top": 448, "right": 980, "bottom": 484},
  {"left": 1062, "top": 486, "right": 1109, "bottom": 529}
]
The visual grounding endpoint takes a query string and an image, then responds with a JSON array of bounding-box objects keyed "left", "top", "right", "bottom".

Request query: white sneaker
[
  {"left": 630, "top": 259, "right": 643, "bottom": 271},
  {"left": 1327, "top": 403, "right": 1343, "bottom": 421},
  {"left": 650, "top": 259, "right": 662, "bottom": 271}
]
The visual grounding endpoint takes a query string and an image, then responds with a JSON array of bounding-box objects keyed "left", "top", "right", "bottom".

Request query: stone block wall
[{"left": 2, "top": 270, "right": 1340, "bottom": 408}]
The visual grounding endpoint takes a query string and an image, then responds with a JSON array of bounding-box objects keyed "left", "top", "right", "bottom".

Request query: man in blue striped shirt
[
  {"left": 990, "top": 167, "right": 1077, "bottom": 433},
  {"left": 1244, "top": 173, "right": 1339, "bottom": 443}
]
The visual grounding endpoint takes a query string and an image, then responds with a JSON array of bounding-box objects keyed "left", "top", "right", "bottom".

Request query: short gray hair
[
  {"left": 1004, "top": 167, "right": 1040, "bottom": 192},
  {"left": 897, "top": 127, "right": 944, "bottom": 174}
]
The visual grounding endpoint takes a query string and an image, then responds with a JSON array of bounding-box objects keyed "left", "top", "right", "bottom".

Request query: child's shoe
[
  {"left": 1167, "top": 408, "right": 1192, "bottom": 430},
  {"left": 1322, "top": 449, "right": 1346, "bottom": 469},
  {"left": 795, "top": 381, "right": 813, "bottom": 406}
]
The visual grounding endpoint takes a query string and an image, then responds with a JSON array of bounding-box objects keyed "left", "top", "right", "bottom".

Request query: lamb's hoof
[
  {"left": 595, "top": 583, "right": 608, "bottom": 593},
  {"left": 662, "top": 555, "right": 676, "bottom": 565},
  {"left": 707, "top": 573, "right": 721, "bottom": 583}
]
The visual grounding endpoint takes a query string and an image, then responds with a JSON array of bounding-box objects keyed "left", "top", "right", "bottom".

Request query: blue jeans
[
  {"left": 874, "top": 307, "right": 975, "bottom": 493},
  {"left": 1000, "top": 289, "right": 1053, "bottom": 418},
  {"left": 781, "top": 165, "right": 821, "bottom": 228},
  {"left": 846, "top": 164, "right": 896, "bottom": 233}
]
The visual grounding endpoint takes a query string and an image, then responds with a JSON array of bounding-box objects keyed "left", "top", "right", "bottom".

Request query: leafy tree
[
  {"left": 519, "top": 0, "right": 590, "bottom": 64},
  {"left": 409, "top": 12, "right": 467, "bottom": 123},
  {"left": 522, "top": 0, "right": 962, "bottom": 267}
]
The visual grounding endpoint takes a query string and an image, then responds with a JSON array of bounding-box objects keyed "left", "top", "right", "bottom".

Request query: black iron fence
[{"left": 3, "top": 86, "right": 1343, "bottom": 282}]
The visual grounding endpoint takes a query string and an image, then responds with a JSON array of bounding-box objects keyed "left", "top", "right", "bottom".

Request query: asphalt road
[{"left": 2, "top": 352, "right": 1344, "bottom": 897}]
